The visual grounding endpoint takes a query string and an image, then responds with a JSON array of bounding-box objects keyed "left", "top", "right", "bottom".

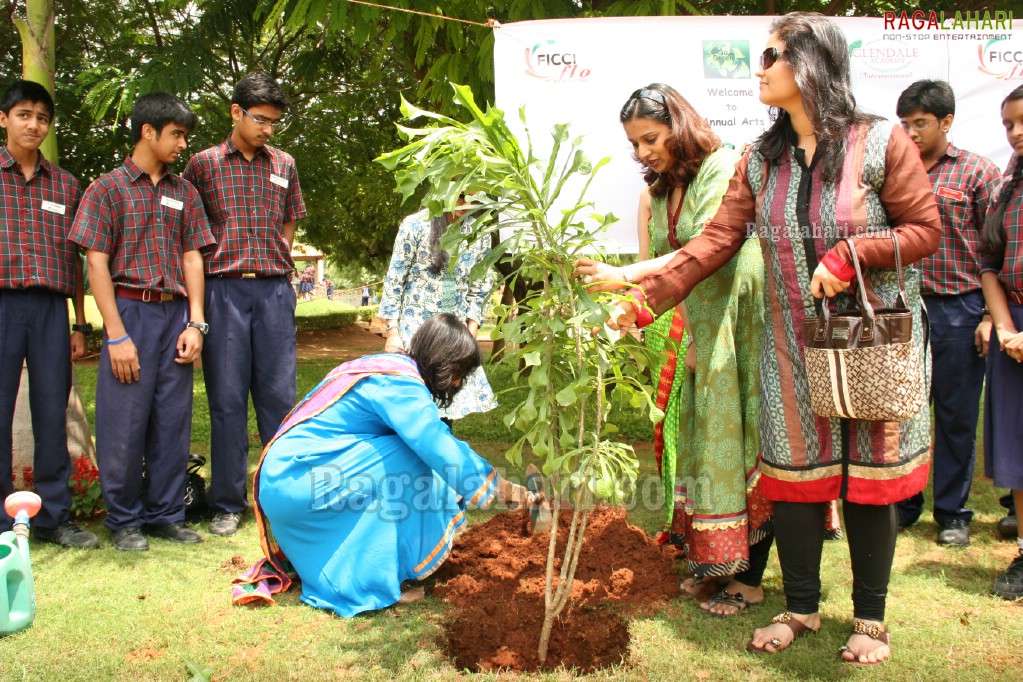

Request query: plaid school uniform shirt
[
  {"left": 69, "top": 156, "right": 215, "bottom": 295},
  {"left": 0, "top": 147, "right": 81, "bottom": 296},
  {"left": 920, "top": 144, "right": 1001, "bottom": 295},
  {"left": 982, "top": 154, "right": 1023, "bottom": 292},
  {"left": 183, "top": 137, "right": 307, "bottom": 276}
]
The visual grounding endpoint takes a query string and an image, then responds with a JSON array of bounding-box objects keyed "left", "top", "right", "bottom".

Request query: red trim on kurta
[{"left": 759, "top": 458, "right": 929, "bottom": 505}]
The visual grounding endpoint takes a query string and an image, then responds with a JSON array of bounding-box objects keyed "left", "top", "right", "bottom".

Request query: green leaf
[{"left": 555, "top": 384, "right": 578, "bottom": 406}]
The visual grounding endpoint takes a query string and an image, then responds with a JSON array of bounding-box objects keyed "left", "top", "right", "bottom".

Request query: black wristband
[{"left": 72, "top": 323, "right": 93, "bottom": 334}]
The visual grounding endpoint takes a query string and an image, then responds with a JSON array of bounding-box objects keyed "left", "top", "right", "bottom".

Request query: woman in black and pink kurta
[{"left": 577, "top": 13, "right": 940, "bottom": 665}]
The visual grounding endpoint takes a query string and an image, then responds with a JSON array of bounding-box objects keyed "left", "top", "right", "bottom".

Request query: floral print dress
[{"left": 378, "top": 209, "right": 497, "bottom": 419}]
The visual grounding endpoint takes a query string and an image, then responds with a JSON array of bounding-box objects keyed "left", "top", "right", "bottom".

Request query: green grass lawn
[{"left": 3, "top": 356, "right": 1022, "bottom": 680}]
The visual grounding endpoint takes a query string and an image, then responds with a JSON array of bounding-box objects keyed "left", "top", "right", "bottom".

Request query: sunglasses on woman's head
[
  {"left": 621, "top": 88, "right": 667, "bottom": 118},
  {"left": 760, "top": 47, "right": 785, "bottom": 70}
]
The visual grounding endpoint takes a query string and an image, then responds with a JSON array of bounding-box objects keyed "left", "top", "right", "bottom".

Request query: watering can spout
[{"left": 1, "top": 491, "right": 41, "bottom": 637}]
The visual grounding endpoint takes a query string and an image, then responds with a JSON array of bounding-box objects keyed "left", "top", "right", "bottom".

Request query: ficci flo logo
[
  {"left": 524, "top": 40, "right": 591, "bottom": 82},
  {"left": 978, "top": 39, "right": 1023, "bottom": 80}
]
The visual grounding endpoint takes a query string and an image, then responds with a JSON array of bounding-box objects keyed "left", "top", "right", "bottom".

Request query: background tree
[{"left": 5, "top": 0, "right": 996, "bottom": 267}]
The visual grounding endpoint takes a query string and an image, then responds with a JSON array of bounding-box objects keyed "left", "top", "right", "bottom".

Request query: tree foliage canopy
[{"left": 4, "top": 0, "right": 978, "bottom": 268}]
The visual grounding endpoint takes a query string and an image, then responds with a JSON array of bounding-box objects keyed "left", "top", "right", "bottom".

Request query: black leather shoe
[
  {"left": 998, "top": 514, "right": 1018, "bottom": 540},
  {"left": 209, "top": 512, "right": 241, "bottom": 537},
  {"left": 937, "top": 519, "right": 970, "bottom": 546},
  {"left": 145, "top": 521, "right": 203, "bottom": 544},
  {"left": 897, "top": 514, "right": 918, "bottom": 533},
  {"left": 112, "top": 526, "right": 149, "bottom": 551},
  {"left": 33, "top": 521, "right": 100, "bottom": 549},
  {"left": 994, "top": 550, "right": 1023, "bottom": 599}
]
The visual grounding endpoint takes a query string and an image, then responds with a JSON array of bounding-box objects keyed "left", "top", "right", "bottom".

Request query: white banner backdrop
[{"left": 493, "top": 15, "right": 1022, "bottom": 252}]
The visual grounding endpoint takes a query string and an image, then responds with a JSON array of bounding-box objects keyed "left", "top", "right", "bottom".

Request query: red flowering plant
[
  {"left": 69, "top": 455, "right": 104, "bottom": 518},
  {"left": 12, "top": 465, "right": 35, "bottom": 489}
]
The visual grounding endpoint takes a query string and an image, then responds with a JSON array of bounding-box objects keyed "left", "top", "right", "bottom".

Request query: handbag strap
[{"left": 891, "top": 231, "right": 909, "bottom": 309}]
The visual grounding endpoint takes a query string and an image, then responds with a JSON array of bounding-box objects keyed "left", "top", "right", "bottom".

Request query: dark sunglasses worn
[{"left": 760, "top": 47, "right": 785, "bottom": 70}]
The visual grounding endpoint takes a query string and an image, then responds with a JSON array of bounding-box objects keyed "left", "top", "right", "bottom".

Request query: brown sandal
[
  {"left": 746, "top": 612, "right": 818, "bottom": 655},
  {"left": 838, "top": 619, "right": 891, "bottom": 666}
]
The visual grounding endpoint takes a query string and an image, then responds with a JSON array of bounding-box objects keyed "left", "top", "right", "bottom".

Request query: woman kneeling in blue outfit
[{"left": 232, "top": 313, "right": 536, "bottom": 616}]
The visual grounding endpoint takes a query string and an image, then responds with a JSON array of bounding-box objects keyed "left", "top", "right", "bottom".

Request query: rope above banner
[{"left": 346, "top": 0, "right": 499, "bottom": 29}]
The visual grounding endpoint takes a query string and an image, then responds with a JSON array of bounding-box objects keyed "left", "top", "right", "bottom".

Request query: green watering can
[{"left": 1, "top": 491, "right": 41, "bottom": 636}]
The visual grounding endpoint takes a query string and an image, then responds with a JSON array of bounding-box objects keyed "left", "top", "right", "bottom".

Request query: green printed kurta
[{"left": 651, "top": 147, "right": 770, "bottom": 577}]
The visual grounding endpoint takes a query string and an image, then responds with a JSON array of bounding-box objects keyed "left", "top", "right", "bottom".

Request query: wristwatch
[
  {"left": 186, "top": 321, "right": 210, "bottom": 335},
  {"left": 71, "top": 323, "right": 93, "bottom": 334}
]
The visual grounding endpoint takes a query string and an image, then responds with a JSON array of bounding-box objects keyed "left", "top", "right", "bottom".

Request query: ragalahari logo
[
  {"left": 978, "top": 38, "right": 1023, "bottom": 80},
  {"left": 524, "top": 40, "right": 591, "bottom": 82},
  {"left": 883, "top": 10, "right": 1014, "bottom": 31}
]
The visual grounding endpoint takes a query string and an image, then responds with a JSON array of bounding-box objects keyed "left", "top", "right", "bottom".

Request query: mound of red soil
[{"left": 431, "top": 505, "right": 681, "bottom": 672}]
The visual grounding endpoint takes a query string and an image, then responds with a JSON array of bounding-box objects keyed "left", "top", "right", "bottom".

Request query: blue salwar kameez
[{"left": 232, "top": 354, "right": 497, "bottom": 617}]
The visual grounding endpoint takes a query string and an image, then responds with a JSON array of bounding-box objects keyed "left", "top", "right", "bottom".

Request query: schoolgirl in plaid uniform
[
  {"left": 0, "top": 80, "right": 96, "bottom": 549},
  {"left": 894, "top": 80, "right": 1002, "bottom": 546},
  {"left": 981, "top": 85, "right": 1023, "bottom": 599},
  {"left": 182, "top": 72, "right": 307, "bottom": 537},
  {"left": 70, "top": 93, "right": 215, "bottom": 551}
]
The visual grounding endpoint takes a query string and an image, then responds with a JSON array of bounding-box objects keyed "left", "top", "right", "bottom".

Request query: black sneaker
[
  {"left": 112, "top": 526, "right": 149, "bottom": 551},
  {"left": 209, "top": 512, "right": 241, "bottom": 537},
  {"left": 33, "top": 521, "right": 100, "bottom": 549},
  {"left": 993, "top": 551, "right": 1023, "bottom": 600},
  {"left": 897, "top": 513, "right": 918, "bottom": 533},
  {"left": 144, "top": 521, "right": 203, "bottom": 544},
  {"left": 998, "top": 514, "right": 1018, "bottom": 540},
  {"left": 937, "top": 519, "right": 970, "bottom": 546}
]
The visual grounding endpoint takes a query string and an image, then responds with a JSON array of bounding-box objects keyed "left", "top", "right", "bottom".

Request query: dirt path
[
  {"left": 295, "top": 324, "right": 495, "bottom": 363},
  {"left": 296, "top": 325, "right": 385, "bottom": 362}
]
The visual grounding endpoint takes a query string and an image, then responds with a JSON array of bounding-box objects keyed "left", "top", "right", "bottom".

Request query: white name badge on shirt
[
  {"left": 270, "top": 174, "right": 289, "bottom": 188},
  {"left": 40, "top": 200, "right": 66, "bottom": 215},
  {"left": 160, "top": 196, "right": 184, "bottom": 211}
]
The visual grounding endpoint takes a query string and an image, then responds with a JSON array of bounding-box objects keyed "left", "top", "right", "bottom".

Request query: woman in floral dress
[{"left": 378, "top": 196, "right": 496, "bottom": 420}]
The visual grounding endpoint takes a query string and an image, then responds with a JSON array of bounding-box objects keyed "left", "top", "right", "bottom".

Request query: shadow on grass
[{"left": 903, "top": 558, "right": 998, "bottom": 597}]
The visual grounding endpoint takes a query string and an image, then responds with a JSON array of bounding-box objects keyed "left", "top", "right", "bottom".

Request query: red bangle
[
  {"left": 820, "top": 250, "right": 856, "bottom": 283},
  {"left": 628, "top": 288, "right": 654, "bottom": 328}
]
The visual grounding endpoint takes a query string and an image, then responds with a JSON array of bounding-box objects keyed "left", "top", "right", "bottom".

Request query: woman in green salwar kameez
[{"left": 602, "top": 84, "right": 773, "bottom": 616}]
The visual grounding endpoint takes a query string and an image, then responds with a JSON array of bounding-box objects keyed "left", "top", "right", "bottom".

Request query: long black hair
[
  {"left": 980, "top": 85, "right": 1023, "bottom": 262},
  {"left": 426, "top": 216, "right": 450, "bottom": 274},
  {"left": 407, "top": 313, "right": 481, "bottom": 408},
  {"left": 619, "top": 83, "right": 721, "bottom": 198},
  {"left": 756, "top": 12, "right": 880, "bottom": 184}
]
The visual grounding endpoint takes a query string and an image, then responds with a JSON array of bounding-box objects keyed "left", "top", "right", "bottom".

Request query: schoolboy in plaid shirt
[
  {"left": 895, "top": 80, "right": 1002, "bottom": 546},
  {"left": 0, "top": 80, "right": 97, "bottom": 549},
  {"left": 70, "top": 93, "right": 215, "bottom": 552},
  {"left": 183, "top": 72, "right": 307, "bottom": 537}
]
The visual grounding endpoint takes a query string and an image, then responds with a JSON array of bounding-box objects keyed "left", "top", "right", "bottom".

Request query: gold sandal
[
  {"left": 838, "top": 619, "right": 891, "bottom": 666},
  {"left": 746, "top": 612, "right": 818, "bottom": 655}
]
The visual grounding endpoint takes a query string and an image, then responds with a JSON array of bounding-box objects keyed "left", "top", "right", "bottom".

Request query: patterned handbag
[{"left": 802, "top": 233, "right": 927, "bottom": 422}]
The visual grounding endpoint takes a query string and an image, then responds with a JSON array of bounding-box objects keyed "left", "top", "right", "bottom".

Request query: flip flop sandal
[
  {"left": 702, "top": 588, "right": 755, "bottom": 618},
  {"left": 745, "top": 612, "right": 818, "bottom": 655},
  {"left": 838, "top": 619, "right": 891, "bottom": 667}
]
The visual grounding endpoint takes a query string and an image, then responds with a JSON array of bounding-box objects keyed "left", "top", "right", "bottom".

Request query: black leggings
[
  {"left": 773, "top": 500, "right": 897, "bottom": 621},
  {"left": 733, "top": 530, "right": 774, "bottom": 588}
]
